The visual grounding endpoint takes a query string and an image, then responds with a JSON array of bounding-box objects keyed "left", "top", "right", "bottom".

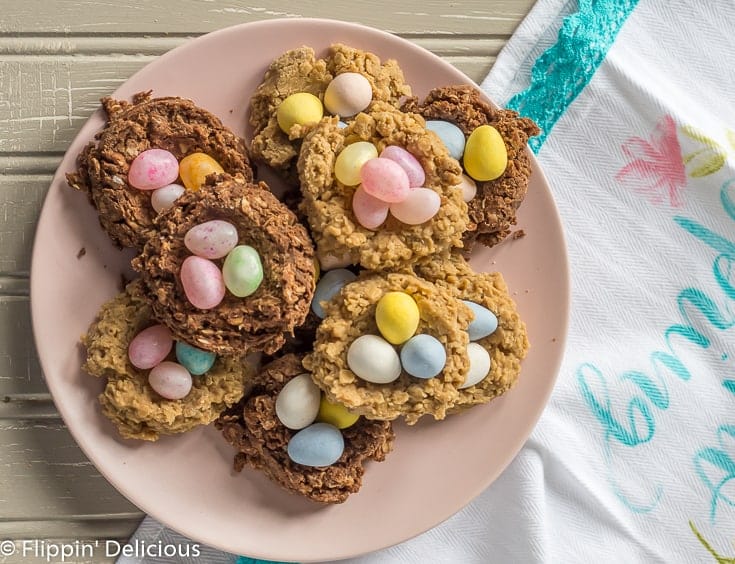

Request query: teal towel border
[{"left": 507, "top": 0, "right": 640, "bottom": 153}]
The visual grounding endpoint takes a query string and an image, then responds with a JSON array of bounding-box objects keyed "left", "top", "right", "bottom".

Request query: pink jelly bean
[
  {"left": 148, "top": 361, "right": 192, "bottom": 400},
  {"left": 128, "top": 149, "right": 180, "bottom": 190},
  {"left": 184, "top": 220, "right": 239, "bottom": 259},
  {"left": 380, "top": 146, "right": 426, "bottom": 188},
  {"left": 352, "top": 185, "right": 390, "bottom": 230},
  {"left": 359, "top": 157, "right": 410, "bottom": 203},
  {"left": 180, "top": 256, "right": 226, "bottom": 309},
  {"left": 389, "top": 187, "right": 441, "bottom": 225},
  {"left": 128, "top": 324, "right": 173, "bottom": 370}
]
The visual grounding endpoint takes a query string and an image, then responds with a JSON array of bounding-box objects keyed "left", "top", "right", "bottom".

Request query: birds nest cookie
[
  {"left": 412, "top": 254, "right": 529, "bottom": 409},
  {"left": 82, "top": 280, "right": 255, "bottom": 441},
  {"left": 67, "top": 91, "right": 254, "bottom": 249},
  {"left": 216, "top": 353, "right": 394, "bottom": 504},
  {"left": 298, "top": 103, "right": 468, "bottom": 271},
  {"left": 402, "top": 85, "right": 540, "bottom": 249},
  {"left": 132, "top": 174, "right": 315, "bottom": 356},
  {"left": 249, "top": 44, "right": 411, "bottom": 184},
  {"left": 303, "top": 272, "right": 475, "bottom": 424}
]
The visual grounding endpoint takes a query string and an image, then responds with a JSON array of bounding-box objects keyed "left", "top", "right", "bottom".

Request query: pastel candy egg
[
  {"left": 276, "top": 92, "right": 323, "bottom": 134},
  {"left": 275, "top": 374, "right": 321, "bottom": 430},
  {"left": 426, "top": 120, "right": 466, "bottom": 161},
  {"left": 222, "top": 245, "right": 264, "bottom": 298},
  {"left": 464, "top": 125, "right": 508, "bottom": 181},
  {"left": 287, "top": 422, "right": 345, "bottom": 467},
  {"left": 334, "top": 141, "right": 378, "bottom": 186},
  {"left": 178, "top": 152, "right": 224, "bottom": 192},
  {"left": 184, "top": 220, "right": 239, "bottom": 259},
  {"left": 180, "top": 255, "right": 226, "bottom": 309},
  {"left": 400, "top": 334, "right": 447, "bottom": 379},
  {"left": 459, "top": 174, "right": 477, "bottom": 202},
  {"left": 463, "top": 300, "right": 499, "bottom": 341},
  {"left": 312, "top": 268, "right": 357, "bottom": 318},
  {"left": 324, "top": 72, "right": 373, "bottom": 117},
  {"left": 352, "top": 185, "right": 389, "bottom": 230},
  {"left": 459, "top": 343, "right": 492, "bottom": 389},
  {"left": 376, "top": 292, "right": 420, "bottom": 345},
  {"left": 347, "top": 334, "right": 402, "bottom": 384},
  {"left": 389, "top": 187, "right": 441, "bottom": 225},
  {"left": 150, "top": 183, "right": 185, "bottom": 213},
  {"left": 317, "top": 397, "right": 360, "bottom": 429},
  {"left": 128, "top": 324, "right": 173, "bottom": 370},
  {"left": 175, "top": 341, "right": 216, "bottom": 376},
  {"left": 359, "top": 157, "right": 410, "bottom": 203},
  {"left": 337, "top": 121, "right": 348, "bottom": 129},
  {"left": 380, "top": 146, "right": 425, "bottom": 188},
  {"left": 128, "top": 149, "right": 179, "bottom": 190},
  {"left": 148, "top": 361, "right": 193, "bottom": 400}
]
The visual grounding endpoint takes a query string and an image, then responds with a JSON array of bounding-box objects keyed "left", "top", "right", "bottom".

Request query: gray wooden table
[{"left": 0, "top": 2, "right": 534, "bottom": 562}]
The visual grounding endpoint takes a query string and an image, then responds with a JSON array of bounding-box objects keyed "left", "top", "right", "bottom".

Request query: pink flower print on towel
[{"left": 616, "top": 114, "right": 686, "bottom": 207}]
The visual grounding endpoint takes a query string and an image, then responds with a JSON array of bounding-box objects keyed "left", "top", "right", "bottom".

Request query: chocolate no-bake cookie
[
  {"left": 132, "top": 175, "right": 315, "bottom": 356},
  {"left": 216, "top": 354, "right": 394, "bottom": 503},
  {"left": 67, "top": 92, "right": 254, "bottom": 249},
  {"left": 402, "top": 85, "right": 539, "bottom": 249}
]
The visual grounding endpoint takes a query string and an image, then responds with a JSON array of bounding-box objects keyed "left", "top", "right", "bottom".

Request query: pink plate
[{"left": 30, "top": 19, "right": 569, "bottom": 562}]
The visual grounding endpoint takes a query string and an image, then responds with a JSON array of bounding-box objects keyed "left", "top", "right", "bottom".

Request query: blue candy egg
[
  {"left": 175, "top": 341, "right": 216, "bottom": 375},
  {"left": 400, "top": 334, "right": 446, "bottom": 379},
  {"left": 463, "top": 300, "right": 498, "bottom": 341},
  {"left": 425, "top": 120, "right": 466, "bottom": 161},
  {"left": 312, "top": 268, "right": 357, "bottom": 318},
  {"left": 337, "top": 120, "right": 348, "bottom": 129},
  {"left": 287, "top": 422, "right": 345, "bottom": 467}
]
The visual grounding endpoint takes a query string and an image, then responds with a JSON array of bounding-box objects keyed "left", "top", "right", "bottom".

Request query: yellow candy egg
[
  {"left": 276, "top": 92, "right": 324, "bottom": 134},
  {"left": 179, "top": 152, "right": 224, "bottom": 192},
  {"left": 463, "top": 125, "right": 508, "bottom": 182},
  {"left": 317, "top": 396, "right": 360, "bottom": 429},
  {"left": 334, "top": 141, "right": 378, "bottom": 186},
  {"left": 375, "top": 291, "right": 420, "bottom": 345}
]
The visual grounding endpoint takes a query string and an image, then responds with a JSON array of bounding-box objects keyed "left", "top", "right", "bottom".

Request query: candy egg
[
  {"left": 148, "top": 361, "right": 193, "bottom": 400},
  {"left": 276, "top": 92, "right": 323, "bottom": 134},
  {"left": 337, "top": 121, "right": 348, "bottom": 129},
  {"left": 311, "top": 268, "right": 357, "bottom": 318},
  {"left": 360, "top": 158, "right": 410, "bottom": 203},
  {"left": 178, "top": 152, "right": 224, "bottom": 192},
  {"left": 334, "top": 141, "right": 378, "bottom": 186},
  {"left": 222, "top": 245, "right": 264, "bottom": 298},
  {"left": 380, "top": 146, "right": 425, "bottom": 188},
  {"left": 150, "top": 183, "right": 185, "bottom": 213},
  {"left": 460, "top": 343, "right": 492, "bottom": 389},
  {"left": 180, "top": 255, "right": 226, "bottom": 309},
  {"left": 375, "top": 291, "right": 420, "bottom": 345},
  {"left": 464, "top": 125, "right": 508, "bottom": 181},
  {"left": 389, "top": 187, "right": 441, "bottom": 225},
  {"left": 184, "top": 220, "right": 239, "bottom": 259},
  {"left": 128, "top": 149, "right": 179, "bottom": 190},
  {"left": 352, "top": 185, "right": 389, "bottom": 230},
  {"left": 275, "top": 374, "right": 322, "bottom": 430},
  {"left": 324, "top": 72, "right": 373, "bottom": 117},
  {"left": 317, "top": 396, "right": 360, "bottom": 429},
  {"left": 459, "top": 174, "right": 477, "bottom": 202},
  {"left": 400, "top": 334, "right": 446, "bottom": 379},
  {"left": 128, "top": 324, "right": 173, "bottom": 370},
  {"left": 426, "top": 120, "right": 466, "bottom": 161},
  {"left": 347, "top": 334, "right": 402, "bottom": 384},
  {"left": 463, "top": 300, "right": 499, "bottom": 341},
  {"left": 287, "top": 422, "right": 345, "bottom": 467},
  {"left": 175, "top": 341, "right": 216, "bottom": 376}
]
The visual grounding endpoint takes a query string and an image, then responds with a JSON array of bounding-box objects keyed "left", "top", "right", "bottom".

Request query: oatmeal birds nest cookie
[
  {"left": 82, "top": 280, "right": 255, "bottom": 441},
  {"left": 133, "top": 175, "right": 315, "bottom": 356},
  {"left": 216, "top": 354, "right": 394, "bottom": 504},
  {"left": 304, "top": 272, "right": 474, "bottom": 424},
  {"left": 402, "top": 85, "right": 539, "bottom": 249},
  {"left": 249, "top": 44, "right": 411, "bottom": 183},
  {"left": 67, "top": 91, "right": 254, "bottom": 249},
  {"left": 298, "top": 103, "right": 468, "bottom": 271}
]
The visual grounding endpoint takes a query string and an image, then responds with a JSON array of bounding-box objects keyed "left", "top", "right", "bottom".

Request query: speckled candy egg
[
  {"left": 287, "top": 422, "right": 345, "bottom": 467},
  {"left": 175, "top": 341, "right": 216, "bottom": 376},
  {"left": 460, "top": 343, "right": 492, "bottom": 389},
  {"left": 275, "top": 373, "right": 321, "bottom": 430},
  {"left": 375, "top": 292, "right": 420, "bottom": 345},
  {"left": 400, "top": 334, "right": 446, "bottom": 379},
  {"left": 347, "top": 334, "right": 402, "bottom": 384},
  {"left": 311, "top": 268, "right": 357, "bottom": 318},
  {"left": 426, "top": 120, "right": 466, "bottom": 161},
  {"left": 148, "top": 361, "right": 193, "bottom": 400},
  {"left": 324, "top": 72, "right": 373, "bottom": 117},
  {"left": 464, "top": 125, "right": 508, "bottom": 181},
  {"left": 128, "top": 324, "right": 173, "bottom": 370},
  {"left": 317, "top": 397, "right": 360, "bottom": 429},
  {"left": 463, "top": 300, "right": 499, "bottom": 341}
]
